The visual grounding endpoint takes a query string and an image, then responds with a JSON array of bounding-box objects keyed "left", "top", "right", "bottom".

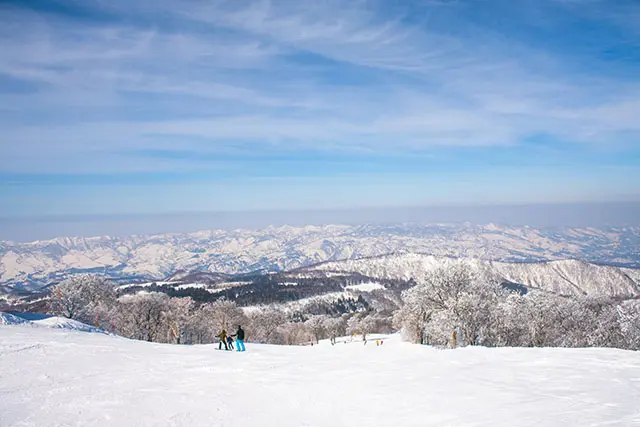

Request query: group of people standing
[{"left": 216, "top": 325, "right": 246, "bottom": 352}]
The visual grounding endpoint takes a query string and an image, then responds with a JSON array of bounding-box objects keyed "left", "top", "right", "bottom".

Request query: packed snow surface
[{"left": 1, "top": 327, "right": 639, "bottom": 427}]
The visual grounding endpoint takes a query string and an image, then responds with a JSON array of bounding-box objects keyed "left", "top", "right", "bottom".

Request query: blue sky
[{"left": 1, "top": 0, "right": 639, "bottom": 232}]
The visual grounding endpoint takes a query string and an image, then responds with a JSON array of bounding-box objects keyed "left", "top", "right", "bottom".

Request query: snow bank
[
  {"left": 31, "top": 316, "right": 106, "bottom": 333},
  {"left": 0, "top": 312, "right": 31, "bottom": 325},
  {"left": 0, "top": 312, "right": 105, "bottom": 333},
  {"left": 1, "top": 326, "right": 639, "bottom": 427}
]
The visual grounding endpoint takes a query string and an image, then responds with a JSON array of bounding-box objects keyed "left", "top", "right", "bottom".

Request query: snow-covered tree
[
  {"left": 248, "top": 306, "right": 287, "bottom": 344},
  {"left": 617, "top": 300, "right": 640, "bottom": 350},
  {"left": 394, "top": 264, "right": 498, "bottom": 345},
  {"left": 163, "top": 297, "right": 195, "bottom": 344},
  {"left": 492, "top": 294, "right": 531, "bottom": 347},
  {"left": 305, "top": 315, "right": 328, "bottom": 344},
  {"left": 203, "top": 299, "right": 247, "bottom": 336},
  {"left": 323, "top": 316, "right": 347, "bottom": 341},
  {"left": 185, "top": 305, "right": 217, "bottom": 344},
  {"left": 393, "top": 283, "right": 433, "bottom": 344},
  {"left": 49, "top": 275, "right": 117, "bottom": 328},
  {"left": 345, "top": 313, "right": 376, "bottom": 341},
  {"left": 117, "top": 292, "right": 171, "bottom": 342},
  {"left": 277, "top": 322, "right": 311, "bottom": 345}
]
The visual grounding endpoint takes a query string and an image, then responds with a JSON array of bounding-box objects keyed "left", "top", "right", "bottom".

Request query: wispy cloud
[{"left": 0, "top": 0, "right": 638, "bottom": 205}]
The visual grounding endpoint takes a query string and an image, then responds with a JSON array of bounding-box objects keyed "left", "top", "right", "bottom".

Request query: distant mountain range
[{"left": 1, "top": 223, "right": 639, "bottom": 291}]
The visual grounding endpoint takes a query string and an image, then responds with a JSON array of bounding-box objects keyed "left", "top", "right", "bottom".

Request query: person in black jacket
[{"left": 231, "top": 325, "right": 246, "bottom": 352}]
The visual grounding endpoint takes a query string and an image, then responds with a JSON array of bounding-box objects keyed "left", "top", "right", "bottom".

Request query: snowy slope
[
  {"left": 31, "top": 316, "right": 106, "bottom": 333},
  {"left": 1, "top": 326, "right": 639, "bottom": 427},
  {"left": 0, "top": 312, "right": 31, "bottom": 325},
  {"left": 0, "top": 312, "right": 105, "bottom": 332},
  {"left": 307, "top": 254, "right": 640, "bottom": 297},
  {"left": 2, "top": 223, "right": 639, "bottom": 290}
]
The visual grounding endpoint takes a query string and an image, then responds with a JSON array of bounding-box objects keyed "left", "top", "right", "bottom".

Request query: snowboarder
[
  {"left": 231, "top": 325, "right": 246, "bottom": 352},
  {"left": 227, "top": 335, "right": 234, "bottom": 350},
  {"left": 216, "top": 329, "right": 229, "bottom": 350}
]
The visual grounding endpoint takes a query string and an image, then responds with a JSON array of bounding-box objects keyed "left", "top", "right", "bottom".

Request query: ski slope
[{"left": 1, "top": 326, "right": 639, "bottom": 427}]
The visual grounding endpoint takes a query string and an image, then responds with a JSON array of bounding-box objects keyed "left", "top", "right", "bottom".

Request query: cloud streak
[{"left": 0, "top": 0, "right": 638, "bottom": 211}]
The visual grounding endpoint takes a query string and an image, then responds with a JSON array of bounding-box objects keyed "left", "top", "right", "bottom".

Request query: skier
[
  {"left": 231, "top": 325, "right": 246, "bottom": 352},
  {"left": 216, "top": 329, "right": 229, "bottom": 350},
  {"left": 226, "top": 335, "right": 234, "bottom": 350}
]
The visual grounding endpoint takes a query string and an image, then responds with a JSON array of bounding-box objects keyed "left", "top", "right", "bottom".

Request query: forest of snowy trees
[
  {"left": 47, "top": 268, "right": 640, "bottom": 350},
  {"left": 48, "top": 275, "right": 391, "bottom": 345},
  {"left": 393, "top": 265, "right": 640, "bottom": 350}
]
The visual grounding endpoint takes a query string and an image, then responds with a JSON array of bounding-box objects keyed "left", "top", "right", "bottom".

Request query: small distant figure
[
  {"left": 330, "top": 334, "right": 337, "bottom": 346},
  {"left": 380, "top": 340, "right": 384, "bottom": 346},
  {"left": 216, "top": 329, "right": 229, "bottom": 351},
  {"left": 451, "top": 330, "right": 457, "bottom": 349},
  {"left": 376, "top": 339, "right": 379, "bottom": 346},
  {"left": 232, "top": 325, "right": 246, "bottom": 352},
  {"left": 227, "top": 335, "right": 234, "bottom": 350}
]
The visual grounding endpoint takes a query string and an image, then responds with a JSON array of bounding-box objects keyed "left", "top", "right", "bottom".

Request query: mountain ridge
[
  {"left": 2, "top": 223, "right": 638, "bottom": 290},
  {"left": 302, "top": 254, "right": 640, "bottom": 298}
]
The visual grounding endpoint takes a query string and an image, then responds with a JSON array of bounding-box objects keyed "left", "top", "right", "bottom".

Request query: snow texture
[{"left": 1, "top": 325, "right": 639, "bottom": 427}]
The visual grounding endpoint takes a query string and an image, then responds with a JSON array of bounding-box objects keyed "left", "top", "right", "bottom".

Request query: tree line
[
  {"left": 47, "top": 267, "right": 640, "bottom": 350},
  {"left": 393, "top": 264, "right": 640, "bottom": 350},
  {"left": 48, "top": 275, "right": 387, "bottom": 346}
]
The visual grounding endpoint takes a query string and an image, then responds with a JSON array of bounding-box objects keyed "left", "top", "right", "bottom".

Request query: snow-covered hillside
[
  {"left": 0, "top": 312, "right": 105, "bottom": 332},
  {"left": 1, "top": 325, "right": 639, "bottom": 427},
  {"left": 0, "top": 312, "right": 31, "bottom": 325},
  {"left": 1, "top": 223, "right": 639, "bottom": 290},
  {"left": 306, "top": 254, "right": 640, "bottom": 297}
]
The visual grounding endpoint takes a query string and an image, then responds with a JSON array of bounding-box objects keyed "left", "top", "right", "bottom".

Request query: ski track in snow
[{"left": 1, "top": 326, "right": 640, "bottom": 427}]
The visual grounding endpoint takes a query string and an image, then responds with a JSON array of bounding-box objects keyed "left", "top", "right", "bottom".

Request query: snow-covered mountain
[
  {"left": 1, "top": 223, "right": 639, "bottom": 290},
  {"left": 303, "top": 254, "right": 640, "bottom": 298}
]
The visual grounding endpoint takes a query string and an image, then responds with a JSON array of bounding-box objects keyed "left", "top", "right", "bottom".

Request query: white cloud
[{"left": 0, "top": 0, "right": 639, "bottom": 174}]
